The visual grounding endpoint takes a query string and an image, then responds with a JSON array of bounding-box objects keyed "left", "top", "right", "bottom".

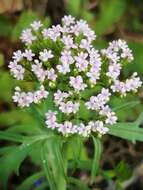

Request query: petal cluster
[{"left": 9, "top": 16, "right": 142, "bottom": 138}]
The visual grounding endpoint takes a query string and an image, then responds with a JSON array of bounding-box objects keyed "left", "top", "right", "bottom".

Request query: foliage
[{"left": 0, "top": 1, "right": 143, "bottom": 189}]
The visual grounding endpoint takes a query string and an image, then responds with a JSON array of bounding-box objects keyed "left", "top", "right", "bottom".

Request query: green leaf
[
  {"left": 69, "top": 160, "right": 92, "bottom": 171},
  {"left": 126, "top": 42, "right": 143, "bottom": 76},
  {"left": 41, "top": 137, "right": 67, "bottom": 190},
  {"left": 41, "top": 142, "right": 57, "bottom": 190},
  {"left": 113, "top": 100, "right": 140, "bottom": 112},
  {"left": 6, "top": 124, "right": 41, "bottom": 135},
  {"left": 0, "top": 144, "right": 32, "bottom": 189},
  {"left": 91, "top": 136, "right": 102, "bottom": 181},
  {"left": 134, "top": 112, "right": 143, "bottom": 126},
  {"left": 0, "top": 131, "right": 24, "bottom": 142},
  {"left": 29, "top": 104, "right": 45, "bottom": 127},
  {"left": 12, "top": 10, "right": 38, "bottom": 40},
  {"left": 94, "top": 0, "right": 126, "bottom": 35},
  {"left": 0, "top": 145, "right": 17, "bottom": 155},
  {"left": 16, "top": 171, "right": 44, "bottom": 190},
  {"left": 115, "top": 161, "right": 132, "bottom": 182},
  {"left": 79, "top": 100, "right": 91, "bottom": 120},
  {"left": 108, "top": 121, "right": 143, "bottom": 141},
  {"left": 0, "top": 109, "right": 35, "bottom": 126},
  {"left": 0, "top": 71, "right": 15, "bottom": 102}
]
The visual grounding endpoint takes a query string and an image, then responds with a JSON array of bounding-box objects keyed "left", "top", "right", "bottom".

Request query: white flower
[
  {"left": 8, "top": 60, "right": 18, "bottom": 70},
  {"left": 94, "top": 121, "right": 109, "bottom": 135},
  {"left": 58, "top": 121, "right": 73, "bottom": 136},
  {"left": 60, "top": 50, "right": 74, "bottom": 65},
  {"left": 75, "top": 52, "right": 88, "bottom": 71},
  {"left": 79, "top": 39, "right": 92, "bottom": 50},
  {"left": 54, "top": 90, "right": 69, "bottom": 105},
  {"left": 45, "top": 111, "right": 57, "bottom": 129},
  {"left": 10, "top": 16, "right": 142, "bottom": 138},
  {"left": 59, "top": 101, "right": 79, "bottom": 114},
  {"left": 47, "top": 68, "right": 57, "bottom": 81},
  {"left": 23, "top": 49, "right": 35, "bottom": 61},
  {"left": 9, "top": 61, "right": 25, "bottom": 80},
  {"left": 39, "top": 49, "right": 54, "bottom": 62},
  {"left": 78, "top": 123, "right": 91, "bottom": 137},
  {"left": 20, "top": 29, "right": 36, "bottom": 45},
  {"left": 62, "top": 35, "right": 77, "bottom": 49},
  {"left": 31, "top": 62, "right": 46, "bottom": 82},
  {"left": 57, "top": 63, "right": 70, "bottom": 74},
  {"left": 37, "top": 85, "right": 49, "bottom": 99},
  {"left": 85, "top": 88, "right": 111, "bottom": 110},
  {"left": 62, "top": 15, "right": 75, "bottom": 26},
  {"left": 12, "top": 50, "right": 23, "bottom": 62},
  {"left": 105, "top": 112, "right": 117, "bottom": 125},
  {"left": 86, "top": 69, "right": 100, "bottom": 85},
  {"left": 106, "top": 63, "right": 121, "bottom": 80},
  {"left": 31, "top": 21, "right": 42, "bottom": 31},
  {"left": 13, "top": 86, "right": 49, "bottom": 107},
  {"left": 42, "top": 25, "right": 61, "bottom": 41},
  {"left": 69, "top": 75, "right": 87, "bottom": 92}
]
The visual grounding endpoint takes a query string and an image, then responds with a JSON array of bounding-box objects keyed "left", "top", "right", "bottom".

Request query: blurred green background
[{"left": 0, "top": 0, "right": 143, "bottom": 189}]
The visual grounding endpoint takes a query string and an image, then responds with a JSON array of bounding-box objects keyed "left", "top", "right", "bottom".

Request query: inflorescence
[{"left": 9, "top": 15, "right": 142, "bottom": 137}]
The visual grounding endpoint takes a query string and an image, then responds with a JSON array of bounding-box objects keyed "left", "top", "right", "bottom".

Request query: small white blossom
[
  {"left": 20, "top": 29, "right": 36, "bottom": 45},
  {"left": 23, "top": 49, "right": 35, "bottom": 61},
  {"left": 31, "top": 21, "right": 42, "bottom": 31},
  {"left": 75, "top": 52, "right": 88, "bottom": 71},
  {"left": 69, "top": 75, "right": 87, "bottom": 92},
  {"left": 39, "top": 49, "right": 54, "bottom": 62},
  {"left": 62, "top": 15, "right": 75, "bottom": 26},
  {"left": 47, "top": 68, "right": 57, "bottom": 81},
  {"left": 12, "top": 50, "right": 23, "bottom": 62},
  {"left": 57, "top": 63, "right": 70, "bottom": 74}
]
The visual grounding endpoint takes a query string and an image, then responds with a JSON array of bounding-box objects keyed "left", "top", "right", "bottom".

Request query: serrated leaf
[{"left": 91, "top": 136, "right": 102, "bottom": 181}]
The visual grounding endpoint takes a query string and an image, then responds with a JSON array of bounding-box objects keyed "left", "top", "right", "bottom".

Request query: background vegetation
[{"left": 0, "top": 0, "right": 143, "bottom": 189}]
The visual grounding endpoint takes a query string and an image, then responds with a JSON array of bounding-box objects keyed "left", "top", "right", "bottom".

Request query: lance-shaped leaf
[
  {"left": 91, "top": 136, "right": 102, "bottom": 181},
  {"left": 0, "top": 131, "right": 25, "bottom": 142},
  {"left": 41, "top": 137, "right": 67, "bottom": 190},
  {"left": 108, "top": 113, "right": 143, "bottom": 141}
]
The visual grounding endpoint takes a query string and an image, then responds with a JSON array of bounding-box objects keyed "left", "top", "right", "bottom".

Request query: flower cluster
[
  {"left": 13, "top": 85, "right": 48, "bottom": 107},
  {"left": 9, "top": 15, "right": 142, "bottom": 137},
  {"left": 45, "top": 110, "right": 109, "bottom": 137}
]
